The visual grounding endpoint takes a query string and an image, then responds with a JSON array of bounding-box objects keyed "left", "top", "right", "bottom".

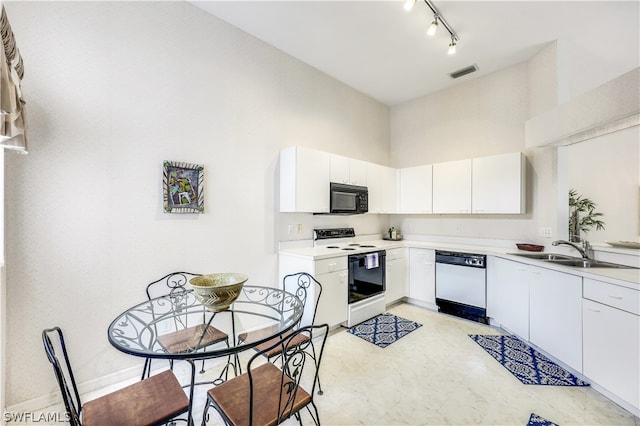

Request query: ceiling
[{"left": 190, "top": 1, "right": 639, "bottom": 106}]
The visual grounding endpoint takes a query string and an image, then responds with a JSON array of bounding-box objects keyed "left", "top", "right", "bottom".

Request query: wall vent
[{"left": 450, "top": 64, "right": 478, "bottom": 79}]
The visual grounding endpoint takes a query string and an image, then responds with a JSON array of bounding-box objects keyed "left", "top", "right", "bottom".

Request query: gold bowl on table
[{"left": 188, "top": 273, "right": 248, "bottom": 312}]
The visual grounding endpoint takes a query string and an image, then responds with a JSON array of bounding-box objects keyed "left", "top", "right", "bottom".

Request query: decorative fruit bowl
[{"left": 188, "top": 273, "right": 248, "bottom": 312}]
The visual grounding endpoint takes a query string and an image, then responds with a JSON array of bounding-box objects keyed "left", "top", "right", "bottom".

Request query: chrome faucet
[{"left": 552, "top": 239, "right": 592, "bottom": 260}]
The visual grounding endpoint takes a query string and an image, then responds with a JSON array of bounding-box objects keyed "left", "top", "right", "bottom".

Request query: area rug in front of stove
[
  {"left": 469, "top": 334, "right": 589, "bottom": 386},
  {"left": 347, "top": 313, "right": 422, "bottom": 348}
]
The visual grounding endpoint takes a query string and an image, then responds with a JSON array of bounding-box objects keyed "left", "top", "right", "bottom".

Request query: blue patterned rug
[
  {"left": 527, "top": 412, "right": 559, "bottom": 426},
  {"left": 470, "top": 335, "right": 589, "bottom": 386},
  {"left": 347, "top": 313, "right": 422, "bottom": 348}
]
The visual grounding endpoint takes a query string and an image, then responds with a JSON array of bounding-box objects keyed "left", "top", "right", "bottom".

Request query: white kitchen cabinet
[
  {"left": 330, "top": 154, "right": 367, "bottom": 186},
  {"left": 279, "top": 146, "right": 330, "bottom": 213},
  {"left": 487, "top": 257, "right": 530, "bottom": 340},
  {"left": 399, "top": 164, "right": 433, "bottom": 214},
  {"left": 583, "top": 278, "right": 640, "bottom": 413},
  {"left": 472, "top": 152, "right": 526, "bottom": 214},
  {"left": 529, "top": 266, "right": 582, "bottom": 372},
  {"left": 408, "top": 248, "right": 435, "bottom": 307},
  {"left": 367, "top": 162, "right": 398, "bottom": 214},
  {"left": 279, "top": 254, "right": 347, "bottom": 328},
  {"left": 385, "top": 248, "right": 406, "bottom": 305},
  {"left": 488, "top": 256, "right": 582, "bottom": 371},
  {"left": 432, "top": 159, "right": 471, "bottom": 214}
]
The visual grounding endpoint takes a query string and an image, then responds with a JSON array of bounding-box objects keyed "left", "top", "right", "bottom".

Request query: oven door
[{"left": 348, "top": 251, "right": 386, "bottom": 304}]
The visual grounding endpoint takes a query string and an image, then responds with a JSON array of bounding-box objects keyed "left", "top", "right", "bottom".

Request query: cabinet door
[
  {"left": 487, "top": 257, "right": 530, "bottom": 340},
  {"left": 329, "top": 154, "right": 350, "bottom": 184},
  {"left": 330, "top": 155, "right": 367, "bottom": 186},
  {"left": 385, "top": 249, "right": 406, "bottom": 305},
  {"left": 583, "top": 299, "right": 640, "bottom": 411},
  {"left": 399, "top": 165, "right": 433, "bottom": 214},
  {"left": 349, "top": 158, "right": 367, "bottom": 186},
  {"left": 408, "top": 248, "right": 435, "bottom": 304},
  {"left": 280, "top": 146, "right": 330, "bottom": 213},
  {"left": 529, "top": 266, "right": 582, "bottom": 372},
  {"left": 432, "top": 159, "right": 471, "bottom": 214},
  {"left": 472, "top": 152, "right": 525, "bottom": 214},
  {"left": 315, "top": 270, "right": 348, "bottom": 328}
]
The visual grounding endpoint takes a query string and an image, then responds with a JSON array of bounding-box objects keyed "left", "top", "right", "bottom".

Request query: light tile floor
[{"left": 28, "top": 303, "right": 640, "bottom": 425}]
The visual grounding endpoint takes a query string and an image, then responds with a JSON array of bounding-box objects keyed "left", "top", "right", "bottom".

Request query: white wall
[
  {"left": 390, "top": 60, "right": 556, "bottom": 243},
  {"left": 3, "top": 2, "right": 389, "bottom": 407},
  {"left": 568, "top": 126, "right": 640, "bottom": 242}
]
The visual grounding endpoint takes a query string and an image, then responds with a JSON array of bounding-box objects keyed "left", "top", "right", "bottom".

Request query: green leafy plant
[{"left": 568, "top": 189, "right": 605, "bottom": 242}]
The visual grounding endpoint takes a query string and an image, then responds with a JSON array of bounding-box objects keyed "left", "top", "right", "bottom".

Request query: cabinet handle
[
  {"left": 608, "top": 295, "right": 623, "bottom": 300},
  {"left": 587, "top": 308, "right": 601, "bottom": 313}
]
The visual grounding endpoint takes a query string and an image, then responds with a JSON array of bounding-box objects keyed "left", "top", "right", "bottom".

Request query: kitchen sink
[
  {"left": 545, "top": 259, "right": 638, "bottom": 269},
  {"left": 509, "top": 253, "right": 575, "bottom": 260},
  {"left": 510, "top": 253, "right": 637, "bottom": 269}
]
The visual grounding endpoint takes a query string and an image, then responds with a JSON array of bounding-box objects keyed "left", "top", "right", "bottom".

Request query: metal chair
[
  {"left": 202, "top": 324, "right": 329, "bottom": 426},
  {"left": 238, "top": 272, "right": 324, "bottom": 394},
  {"left": 42, "top": 326, "right": 189, "bottom": 426},
  {"left": 142, "top": 272, "right": 233, "bottom": 383}
]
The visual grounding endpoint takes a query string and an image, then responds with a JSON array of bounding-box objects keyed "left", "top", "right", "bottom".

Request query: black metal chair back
[
  {"left": 145, "top": 271, "right": 201, "bottom": 300},
  {"left": 204, "top": 323, "right": 329, "bottom": 426},
  {"left": 282, "top": 272, "right": 322, "bottom": 328},
  {"left": 42, "top": 327, "right": 82, "bottom": 426},
  {"left": 251, "top": 324, "right": 328, "bottom": 425}
]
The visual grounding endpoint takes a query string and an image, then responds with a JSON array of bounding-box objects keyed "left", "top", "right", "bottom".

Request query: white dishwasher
[{"left": 435, "top": 250, "right": 488, "bottom": 324}]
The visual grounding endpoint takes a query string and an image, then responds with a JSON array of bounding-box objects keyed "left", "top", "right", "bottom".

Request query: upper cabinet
[
  {"left": 472, "top": 152, "right": 526, "bottom": 214},
  {"left": 279, "top": 146, "right": 526, "bottom": 215},
  {"left": 432, "top": 159, "right": 472, "bottom": 214},
  {"left": 367, "top": 163, "right": 398, "bottom": 214},
  {"left": 280, "top": 146, "right": 330, "bottom": 213},
  {"left": 330, "top": 154, "right": 367, "bottom": 186},
  {"left": 399, "top": 165, "right": 433, "bottom": 214}
]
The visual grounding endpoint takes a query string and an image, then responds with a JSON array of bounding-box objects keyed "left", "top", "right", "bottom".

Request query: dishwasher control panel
[{"left": 435, "top": 251, "right": 486, "bottom": 268}]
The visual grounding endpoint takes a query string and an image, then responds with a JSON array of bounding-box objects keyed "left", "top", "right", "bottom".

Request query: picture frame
[{"left": 163, "top": 161, "right": 204, "bottom": 213}]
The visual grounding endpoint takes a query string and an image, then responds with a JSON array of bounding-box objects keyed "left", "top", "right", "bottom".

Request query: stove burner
[
  {"left": 360, "top": 245, "right": 376, "bottom": 248},
  {"left": 341, "top": 247, "right": 356, "bottom": 250},
  {"left": 348, "top": 243, "right": 360, "bottom": 246},
  {"left": 326, "top": 246, "right": 340, "bottom": 249}
]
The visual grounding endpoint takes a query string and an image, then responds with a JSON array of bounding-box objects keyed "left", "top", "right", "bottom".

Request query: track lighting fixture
[
  {"left": 405, "top": 0, "right": 459, "bottom": 55},
  {"left": 427, "top": 16, "right": 438, "bottom": 37},
  {"left": 448, "top": 36, "right": 457, "bottom": 55},
  {"left": 404, "top": 0, "right": 416, "bottom": 12}
]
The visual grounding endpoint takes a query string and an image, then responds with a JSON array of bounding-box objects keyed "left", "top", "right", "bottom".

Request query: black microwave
[{"left": 329, "top": 182, "right": 368, "bottom": 214}]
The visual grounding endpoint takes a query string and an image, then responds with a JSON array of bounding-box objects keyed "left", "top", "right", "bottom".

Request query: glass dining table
[{"left": 107, "top": 284, "right": 304, "bottom": 425}]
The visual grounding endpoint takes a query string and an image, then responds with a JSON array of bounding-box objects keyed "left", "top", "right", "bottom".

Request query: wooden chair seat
[
  {"left": 83, "top": 370, "right": 189, "bottom": 426},
  {"left": 157, "top": 324, "right": 228, "bottom": 353},
  {"left": 252, "top": 328, "right": 311, "bottom": 358},
  {"left": 207, "top": 362, "right": 311, "bottom": 426}
]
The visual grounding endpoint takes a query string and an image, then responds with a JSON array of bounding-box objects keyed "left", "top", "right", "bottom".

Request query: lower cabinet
[
  {"left": 385, "top": 248, "right": 406, "bottom": 305},
  {"left": 408, "top": 248, "right": 435, "bottom": 306},
  {"left": 529, "top": 267, "right": 582, "bottom": 372},
  {"left": 279, "top": 254, "right": 347, "bottom": 328},
  {"left": 487, "top": 257, "right": 530, "bottom": 340},
  {"left": 583, "top": 278, "right": 640, "bottom": 412},
  {"left": 488, "top": 257, "right": 582, "bottom": 372}
]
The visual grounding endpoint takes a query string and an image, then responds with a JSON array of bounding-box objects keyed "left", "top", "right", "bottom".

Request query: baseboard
[{"left": 5, "top": 363, "right": 144, "bottom": 414}]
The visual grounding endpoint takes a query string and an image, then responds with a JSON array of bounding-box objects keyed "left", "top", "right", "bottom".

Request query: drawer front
[
  {"left": 583, "top": 278, "right": 640, "bottom": 315},
  {"left": 386, "top": 248, "right": 404, "bottom": 261},
  {"left": 314, "top": 256, "right": 348, "bottom": 274}
]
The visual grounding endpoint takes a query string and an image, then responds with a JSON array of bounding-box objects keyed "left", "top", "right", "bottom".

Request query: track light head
[
  {"left": 427, "top": 16, "right": 438, "bottom": 36},
  {"left": 448, "top": 37, "right": 457, "bottom": 55},
  {"left": 404, "top": 0, "right": 416, "bottom": 12}
]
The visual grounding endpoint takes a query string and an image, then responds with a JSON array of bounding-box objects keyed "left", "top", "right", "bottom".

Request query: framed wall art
[{"left": 163, "top": 161, "right": 204, "bottom": 213}]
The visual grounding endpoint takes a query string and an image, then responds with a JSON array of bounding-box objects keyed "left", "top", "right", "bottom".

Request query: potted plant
[{"left": 568, "top": 189, "right": 605, "bottom": 242}]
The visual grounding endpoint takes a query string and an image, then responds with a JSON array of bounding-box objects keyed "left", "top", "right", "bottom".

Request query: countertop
[{"left": 279, "top": 238, "right": 640, "bottom": 289}]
